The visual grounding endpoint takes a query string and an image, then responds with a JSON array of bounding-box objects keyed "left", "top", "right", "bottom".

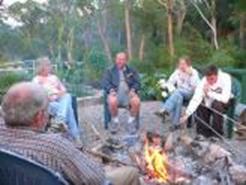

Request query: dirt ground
[{"left": 79, "top": 101, "right": 246, "bottom": 165}]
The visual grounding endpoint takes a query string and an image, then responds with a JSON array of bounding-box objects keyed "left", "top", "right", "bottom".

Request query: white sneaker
[{"left": 110, "top": 118, "right": 120, "bottom": 134}]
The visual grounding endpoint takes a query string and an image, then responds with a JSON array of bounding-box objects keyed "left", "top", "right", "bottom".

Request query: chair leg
[{"left": 71, "top": 96, "right": 79, "bottom": 124}]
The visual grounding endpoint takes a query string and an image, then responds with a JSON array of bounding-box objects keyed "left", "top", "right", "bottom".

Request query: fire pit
[{"left": 94, "top": 129, "right": 246, "bottom": 185}]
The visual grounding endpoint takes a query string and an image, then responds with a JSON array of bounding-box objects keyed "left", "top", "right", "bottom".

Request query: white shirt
[
  {"left": 168, "top": 67, "right": 200, "bottom": 92},
  {"left": 186, "top": 70, "right": 232, "bottom": 117}
]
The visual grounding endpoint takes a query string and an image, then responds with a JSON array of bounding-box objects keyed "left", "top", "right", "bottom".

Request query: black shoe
[
  {"left": 154, "top": 110, "right": 169, "bottom": 121},
  {"left": 169, "top": 124, "right": 181, "bottom": 131}
]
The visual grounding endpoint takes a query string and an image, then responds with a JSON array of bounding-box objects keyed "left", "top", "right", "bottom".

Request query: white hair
[{"left": 1, "top": 82, "right": 48, "bottom": 127}]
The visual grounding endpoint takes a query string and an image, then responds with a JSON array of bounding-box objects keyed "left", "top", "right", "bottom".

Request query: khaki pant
[{"left": 106, "top": 167, "right": 141, "bottom": 185}]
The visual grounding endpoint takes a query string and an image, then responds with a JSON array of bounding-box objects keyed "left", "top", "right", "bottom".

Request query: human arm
[
  {"left": 185, "top": 79, "right": 205, "bottom": 117},
  {"left": 189, "top": 69, "right": 200, "bottom": 90},
  {"left": 128, "top": 68, "right": 141, "bottom": 93},
  {"left": 101, "top": 69, "right": 116, "bottom": 94},
  {"left": 167, "top": 70, "right": 178, "bottom": 86},
  {"left": 207, "top": 75, "right": 231, "bottom": 104},
  {"left": 56, "top": 137, "right": 106, "bottom": 185}
]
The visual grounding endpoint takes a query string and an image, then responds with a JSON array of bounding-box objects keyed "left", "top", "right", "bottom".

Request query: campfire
[
  {"left": 144, "top": 140, "right": 169, "bottom": 183},
  {"left": 89, "top": 127, "right": 246, "bottom": 185}
]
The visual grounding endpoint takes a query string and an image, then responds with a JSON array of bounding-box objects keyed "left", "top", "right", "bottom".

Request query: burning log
[{"left": 132, "top": 131, "right": 192, "bottom": 184}]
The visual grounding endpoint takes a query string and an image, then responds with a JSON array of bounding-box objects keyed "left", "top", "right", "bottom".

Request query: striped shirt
[{"left": 0, "top": 125, "right": 105, "bottom": 185}]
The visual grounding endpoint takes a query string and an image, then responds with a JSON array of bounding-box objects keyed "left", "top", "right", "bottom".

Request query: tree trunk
[
  {"left": 239, "top": 13, "right": 245, "bottom": 49},
  {"left": 138, "top": 34, "right": 145, "bottom": 61},
  {"left": 176, "top": 1, "right": 186, "bottom": 35},
  {"left": 191, "top": 0, "right": 219, "bottom": 50},
  {"left": 167, "top": 0, "right": 174, "bottom": 60},
  {"left": 124, "top": 0, "right": 133, "bottom": 60},
  {"left": 97, "top": 20, "right": 113, "bottom": 63},
  {"left": 211, "top": 0, "right": 219, "bottom": 50},
  {"left": 57, "top": 24, "right": 64, "bottom": 63},
  {"left": 67, "top": 27, "right": 74, "bottom": 64}
]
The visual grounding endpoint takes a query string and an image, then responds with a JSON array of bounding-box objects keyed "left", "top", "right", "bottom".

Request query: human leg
[
  {"left": 196, "top": 105, "right": 212, "bottom": 137},
  {"left": 161, "top": 90, "right": 185, "bottom": 125},
  {"left": 127, "top": 94, "right": 141, "bottom": 133},
  {"left": 107, "top": 93, "right": 119, "bottom": 118},
  {"left": 211, "top": 100, "right": 227, "bottom": 136},
  {"left": 57, "top": 94, "right": 80, "bottom": 140},
  {"left": 107, "top": 93, "right": 120, "bottom": 133},
  {"left": 129, "top": 94, "right": 141, "bottom": 118}
]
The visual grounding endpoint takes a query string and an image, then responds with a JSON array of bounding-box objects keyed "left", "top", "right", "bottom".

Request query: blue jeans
[
  {"left": 162, "top": 89, "right": 193, "bottom": 126},
  {"left": 48, "top": 93, "right": 80, "bottom": 139}
]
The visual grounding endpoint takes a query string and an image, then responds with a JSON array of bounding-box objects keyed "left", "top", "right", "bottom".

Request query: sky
[
  {"left": 2, "top": 0, "right": 47, "bottom": 27},
  {"left": 3, "top": 0, "right": 47, "bottom": 6}
]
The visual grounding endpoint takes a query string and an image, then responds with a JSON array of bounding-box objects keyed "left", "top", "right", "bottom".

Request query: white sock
[
  {"left": 159, "top": 108, "right": 166, "bottom": 113},
  {"left": 128, "top": 116, "right": 136, "bottom": 123},
  {"left": 112, "top": 117, "right": 119, "bottom": 123}
]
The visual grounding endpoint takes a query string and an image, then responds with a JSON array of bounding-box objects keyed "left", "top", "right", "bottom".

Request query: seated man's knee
[
  {"left": 108, "top": 95, "right": 118, "bottom": 107},
  {"left": 130, "top": 95, "right": 141, "bottom": 107}
]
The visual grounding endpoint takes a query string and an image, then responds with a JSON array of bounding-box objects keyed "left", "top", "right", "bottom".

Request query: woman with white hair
[{"left": 33, "top": 57, "right": 81, "bottom": 144}]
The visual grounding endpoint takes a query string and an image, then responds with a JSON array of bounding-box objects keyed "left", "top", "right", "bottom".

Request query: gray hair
[
  {"left": 36, "top": 57, "right": 52, "bottom": 75},
  {"left": 1, "top": 82, "right": 48, "bottom": 127}
]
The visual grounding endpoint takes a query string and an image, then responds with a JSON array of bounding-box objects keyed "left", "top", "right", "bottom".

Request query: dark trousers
[{"left": 196, "top": 100, "right": 229, "bottom": 137}]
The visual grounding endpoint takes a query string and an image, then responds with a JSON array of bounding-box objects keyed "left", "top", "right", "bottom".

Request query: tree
[
  {"left": 156, "top": 0, "right": 175, "bottom": 60},
  {"left": 124, "top": 0, "right": 133, "bottom": 60},
  {"left": 191, "top": 0, "right": 219, "bottom": 49},
  {"left": 95, "top": 0, "right": 113, "bottom": 63}
]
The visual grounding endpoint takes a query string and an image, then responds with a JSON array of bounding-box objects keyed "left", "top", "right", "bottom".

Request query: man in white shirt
[{"left": 181, "top": 65, "right": 232, "bottom": 137}]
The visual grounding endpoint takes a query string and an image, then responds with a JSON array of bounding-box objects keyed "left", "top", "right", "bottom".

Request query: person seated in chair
[
  {"left": 32, "top": 57, "right": 81, "bottom": 144},
  {"left": 156, "top": 56, "right": 200, "bottom": 129},
  {"left": 181, "top": 65, "right": 232, "bottom": 137},
  {"left": 102, "top": 52, "right": 141, "bottom": 134},
  {"left": 0, "top": 82, "right": 141, "bottom": 185}
]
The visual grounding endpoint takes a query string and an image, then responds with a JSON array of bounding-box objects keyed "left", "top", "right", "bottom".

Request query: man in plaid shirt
[{"left": 0, "top": 82, "right": 140, "bottom": 185}]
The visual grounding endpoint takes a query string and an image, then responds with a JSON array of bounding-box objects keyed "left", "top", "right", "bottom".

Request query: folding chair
[
  {"left": 0, "top": 148, "right": 68, "bottom": 185},
  {"left": 226, "top": 77, "right": 241, "bottom": 138}
]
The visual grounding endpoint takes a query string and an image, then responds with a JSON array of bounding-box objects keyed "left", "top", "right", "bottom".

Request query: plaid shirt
[{"left": 0, "top": 125, "right": 105, "bottom": 185}]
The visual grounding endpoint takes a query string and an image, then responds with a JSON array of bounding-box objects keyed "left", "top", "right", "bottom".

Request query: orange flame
[{"left": 144, "top": 142, "right": 169, "bottom": 183}]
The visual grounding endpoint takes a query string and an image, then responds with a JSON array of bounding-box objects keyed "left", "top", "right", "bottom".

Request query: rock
[
  {"left": 193, "top": 175, "right": 216, "bottom": 185},
  {"left": 203, "top": 143, "right": 231, "bottom": 164},
  {"left": 229, "top": 164, "right": 246, "bottom": 184}
]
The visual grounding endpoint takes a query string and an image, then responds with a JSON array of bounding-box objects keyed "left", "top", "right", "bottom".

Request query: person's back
[
  {"left": 0, "top": 82, "right": 140, "bottom": 185},
  {"left": 0, "top": 82, "right": 105, "bottom": 185},
  {"left": 0, "top": 127, "right": 104, "bottom": 185}
]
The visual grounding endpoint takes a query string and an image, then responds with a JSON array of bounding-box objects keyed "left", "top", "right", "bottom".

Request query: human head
[
  {"left": 177, "top": 56, "right": 192, "bottom": 72},
  {"left": 115, "top": 52, "right": 127, "bottom": 69},
  {"left": 205, "top": 65, "right": 218, "bottom": 85},
  {"left": 1, "top": 82, "right": 49, "bottom": 130},
  {"left": 36, "top": 57, "right": 52, "bottom": 77}
]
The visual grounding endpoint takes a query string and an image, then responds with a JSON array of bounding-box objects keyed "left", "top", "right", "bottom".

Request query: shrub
[
  {"left": 0, "top": 72, "right": 27, "bottom": 102},
  {"left": 139, "top": 72, "right": 167, "bottom": 101}
]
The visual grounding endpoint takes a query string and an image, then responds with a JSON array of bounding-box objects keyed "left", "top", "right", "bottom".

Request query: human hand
[
  {"left": 180, "top": 113, "right": 189, "bottom": 125},
  {"left": 203, "top": 84, "right": 210, "bottom": 96},
  {"left": 109, "top": 89, "right": 117, "bottom": 96},
  {"left": 129, "top": 89, "right": 137, "bottom": 98}
]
